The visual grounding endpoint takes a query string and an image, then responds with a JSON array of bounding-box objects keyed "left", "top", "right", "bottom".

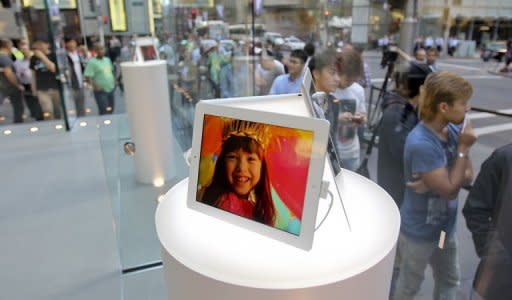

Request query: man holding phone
[
  {"left": 330, "top": 46, "right": 366, "bottom": 171},
  {"left": 394, "top": 72, "right": 476, "bottom": 300}
]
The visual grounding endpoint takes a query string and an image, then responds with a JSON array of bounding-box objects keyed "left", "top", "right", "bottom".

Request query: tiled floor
[{"left": 0, "top": 120, "right": 122, "bottom": 300}]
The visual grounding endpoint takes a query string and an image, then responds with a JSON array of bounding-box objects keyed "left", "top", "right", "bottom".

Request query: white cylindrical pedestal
[
  {"left": 121, "top": 61, "right": 175, "bottom": 184},
  {"left": 156, "top": 169, "right": 400, "bottom": 299}
]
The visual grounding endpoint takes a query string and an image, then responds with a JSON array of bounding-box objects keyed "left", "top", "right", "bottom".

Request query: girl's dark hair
[{"left": 201, "top": 136, "right": 275, "bottom": 226}]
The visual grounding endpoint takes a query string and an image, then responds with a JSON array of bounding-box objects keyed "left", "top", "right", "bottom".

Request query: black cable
[{"left": 470, "top": 107, "right": 512, "bottom": 118}]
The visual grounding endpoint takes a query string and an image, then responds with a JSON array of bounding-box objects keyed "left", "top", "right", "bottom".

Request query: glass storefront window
[{"left": 1, "top": 1, "right": 512, "bottom": 298}]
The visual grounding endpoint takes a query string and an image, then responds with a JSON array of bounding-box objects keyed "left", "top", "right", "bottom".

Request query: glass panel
[
  {"left": 45, "top": 0, "right": 78, "bottom": 129},
  {"left": 1, "top": 1, "right": 123, "bottom": 128},
  {"left": 98, "top": 114, "right": 189, "bottom": 270},
  {"left": 3, "top": 1, "right": 511, "bottom": 298}
]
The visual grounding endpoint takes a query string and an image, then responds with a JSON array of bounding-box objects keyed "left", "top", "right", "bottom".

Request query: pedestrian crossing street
[{"left": 469, "top": 109, "right": 512, "bottom": 136}]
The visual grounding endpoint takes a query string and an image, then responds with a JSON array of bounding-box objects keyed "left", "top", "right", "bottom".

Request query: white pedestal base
[
  {"left": 121, "top": 61, "right": 175, "bottom": 184},
  {"left": 156, "top": 170, "right": 400, "bottom": 299}
]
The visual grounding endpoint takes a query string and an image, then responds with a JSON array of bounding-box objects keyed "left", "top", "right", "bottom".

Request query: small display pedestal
[
  {"left": 155, "top": 169, "right": 400, "bottom": 300},
  {"left": 121, "top": 60, "right": 175, "bottom": 184}
]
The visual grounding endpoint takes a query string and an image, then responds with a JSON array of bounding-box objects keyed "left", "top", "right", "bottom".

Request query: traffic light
[
  {"left": 323, "top": 9, "right": 330, "bottom": 17},
  {"left": 1, "top": 0, "right": 11, "bottom": 8}
]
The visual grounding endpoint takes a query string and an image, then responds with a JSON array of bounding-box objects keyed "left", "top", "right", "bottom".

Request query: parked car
[
  {"left": 263, "top": 32, "right": 285, "bottom": 46},
  {"left": 283, "top": 36, "right": 306, "bottom": 50},
  {"left": 228, "top": 23, "right": 266, "bottom": 42},
  {"left": 481, "top": 40, "right": 507, "bottom": 62}
]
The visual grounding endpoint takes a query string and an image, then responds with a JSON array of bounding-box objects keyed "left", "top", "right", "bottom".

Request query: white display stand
[
  {"left": 121, "top": 61, "right": 175, "bottom": 184},
  {"left": 155, "top": 167, "right": 400, "bottom": 299}
]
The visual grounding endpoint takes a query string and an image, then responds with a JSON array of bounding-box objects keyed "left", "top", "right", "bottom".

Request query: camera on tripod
[{"left": 380, "top": 45, "right": 399, "bottom": 68}]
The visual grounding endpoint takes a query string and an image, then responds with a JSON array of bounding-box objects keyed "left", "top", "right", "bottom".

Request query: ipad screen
[
  {"left": 196, "top": 114, "right": 314, "bottom": 236},
  {"left": 140, "top": 45, "right": 157, "bottom": 61}
]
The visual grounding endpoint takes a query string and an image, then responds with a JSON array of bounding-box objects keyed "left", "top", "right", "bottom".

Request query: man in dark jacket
[
  {"left": 377, "top": 61, "right": 432, "bottom": 208},
  {"left": 65, "top": 37, "right": 85, "bottom": 117},
  {"left": 463, "top": 143, "right": 512, "bottom": 300},
  {"left": 376, "top": 62, "right": 431, "bottom": 299}
]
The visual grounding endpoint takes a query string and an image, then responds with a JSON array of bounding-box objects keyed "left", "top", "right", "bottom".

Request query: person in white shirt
[
  {"left": 378, "top": 34, "right": 390, "bottom": 53},
  {"left": 415, "top": 48, "right": 426, "bottom": 62},
  {"left": 330, "top": 47, "right": 367, "bottom": 171},
  {"left": 448, "top": 36, "right": 458, "bottom": 57},
  {"left": 13, "top": 40, "right": 44, "bottom": 121},
  {"left": 426, "top": 48, "right": 440, "bottom": 72},
  {"left": 269, "top": 49, "right": 307, "bottom": 95},
  {"left": 424, "top": 36, "right": 434, "bottom": 49},
  {"left": 255, "top": 50, "right": 284, "bottom": 95},
  {"left": 65, "top": 37, "right": 85, "bottom": 117},
  {"left": 435, "top": 36, "right": 444, "bottom": 54}
]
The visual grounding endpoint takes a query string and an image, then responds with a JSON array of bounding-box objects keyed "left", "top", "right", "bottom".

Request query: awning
[{"left": 328, "top": 16, "right": 352, "bottom": 28}]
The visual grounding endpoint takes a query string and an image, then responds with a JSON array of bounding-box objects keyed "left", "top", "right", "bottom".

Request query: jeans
[
  {"left": 340, "top": 156, "right": 360, "bottom": 172},
  {"left": 5, "top": 89, "right": 24, "bottom": 123},
  {"left": 93, "top": 90, "right": 114, "bottom": 115},
  {"left": 394, "top": 233, "right": 460, "bottom": 300},
  {"left": 22, "top": 84, "right": 43, "bottom": 121},
  {"left": 389, "top": 241, "right": 402, "bottom": 299},
  {"left": 73, "top": 88, "right": 85, "bottom": 117}
]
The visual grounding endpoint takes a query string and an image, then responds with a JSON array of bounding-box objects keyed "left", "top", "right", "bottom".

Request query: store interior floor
[{"left": 1, "top": 118, "right": 123, "bottom": 300}]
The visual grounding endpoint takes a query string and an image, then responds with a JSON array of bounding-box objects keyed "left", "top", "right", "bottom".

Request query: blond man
[{"left": 394, "top": 72, "right": 477, "bottom": 300}]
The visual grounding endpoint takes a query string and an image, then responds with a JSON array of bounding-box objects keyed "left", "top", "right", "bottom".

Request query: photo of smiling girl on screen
[{"left": 197, "top": 116, "right": 314, "bottom": 236}]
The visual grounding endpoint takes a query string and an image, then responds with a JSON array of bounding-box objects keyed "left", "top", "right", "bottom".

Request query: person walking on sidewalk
[
  {"left": 84, "top": 43, "right": 116, "bottom": 115},
  {"left": 0, "top": 38, "right": 25, "bottom": 123},
  {"left": 499, "top": 40, "right": 512, "bottom": 73},
  {"left": 30, "top": 40, "right": 61, "bottom": 120},
  {"left": 65, "top": 37, "right": 85, "bottom": 117},
  {"left": 13, "top": 40, "right": 43, "bottom": 121}
]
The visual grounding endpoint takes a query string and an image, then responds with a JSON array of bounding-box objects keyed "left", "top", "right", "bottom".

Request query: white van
[
  {"left": 196, "top": 21, "right": 229, "bottom": 40},
  {"left": 228, "top": 24, "right": 266, "bottom": 42}
]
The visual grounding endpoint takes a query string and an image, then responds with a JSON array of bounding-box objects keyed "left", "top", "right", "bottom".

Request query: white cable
[{"left": 315, "top": 190, "right": 334, "bottom": 231}]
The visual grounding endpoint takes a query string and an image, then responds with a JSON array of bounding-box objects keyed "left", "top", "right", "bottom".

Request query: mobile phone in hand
[{"left": 460, "top": 114, "right": 468, "bottom": 133}]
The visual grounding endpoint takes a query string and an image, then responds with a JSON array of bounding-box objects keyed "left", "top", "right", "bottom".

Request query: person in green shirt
[{"left": 84, "top": 43, "right": 116, "bottom": 115}]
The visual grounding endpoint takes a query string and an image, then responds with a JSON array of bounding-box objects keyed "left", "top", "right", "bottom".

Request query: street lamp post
[
  {"left": 95, "top": 0, "right": 104, "bottom": 46},
  {"left": 399, "top": 0, "right": 417, "bottom": 54},
  {"left": 323, "top": 2, "right": 329, "bottom": 48}
]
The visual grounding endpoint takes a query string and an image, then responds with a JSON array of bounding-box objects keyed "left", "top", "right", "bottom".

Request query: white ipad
[
  {"left": 301, "top": 67, "right": 343, "bottom": 176},
  {"left": 187, "top": 101, "right": 330, "bottom": 250},
  {"left": 208, "top": 93, "right": 311, "bottom": 117},
  {"left": 134, "top": 37, "right": 159, "bottom": 62}
]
